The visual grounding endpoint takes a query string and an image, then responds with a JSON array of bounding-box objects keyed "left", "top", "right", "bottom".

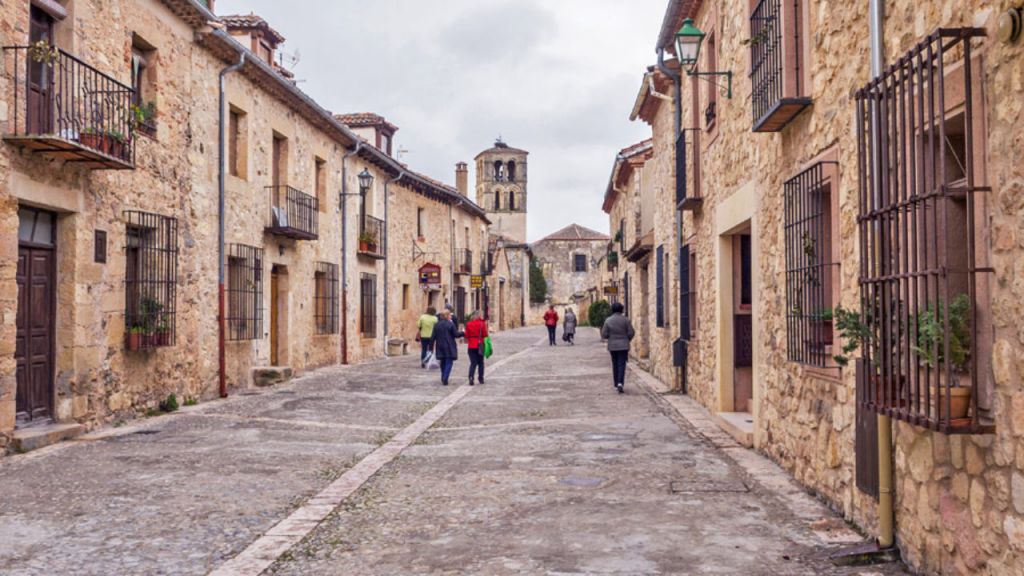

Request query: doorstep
[
  {"left": 253, "top": 366, "right": 293, "bottom": 387},
  {"left": 11, "top": 422, "right": 85, "bottom": 453},
  {"left": 714, "top": 411, "right": 754, "bottom": 447}
]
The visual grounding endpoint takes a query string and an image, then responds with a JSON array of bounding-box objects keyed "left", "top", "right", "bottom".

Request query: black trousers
[
  {"left": 547, "top": 325, "right": 557, "bottom": 345},
  {"left": 610, "top": 350, "right": 629, "bottom": 386},
  {"left": 468, "top": 348, "right": 485, "bottom": 382}
]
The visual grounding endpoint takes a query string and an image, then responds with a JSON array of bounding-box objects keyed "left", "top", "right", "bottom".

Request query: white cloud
[{"left": 216, "top": 0, "right": 664, "bottom": 241}]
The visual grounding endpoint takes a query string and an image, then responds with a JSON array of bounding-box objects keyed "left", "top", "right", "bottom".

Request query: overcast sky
[{"left": 218, "top": 0, "right": 665, "bottom": 242}]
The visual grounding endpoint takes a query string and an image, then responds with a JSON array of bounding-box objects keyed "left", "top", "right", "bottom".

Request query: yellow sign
[{"left": 470, "top": 275, "right": 484, "bottom": 289}]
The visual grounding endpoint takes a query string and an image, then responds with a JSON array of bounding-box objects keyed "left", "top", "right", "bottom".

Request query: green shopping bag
[{"left": 482, "top": 336, "right": 493, "bottom": 359}]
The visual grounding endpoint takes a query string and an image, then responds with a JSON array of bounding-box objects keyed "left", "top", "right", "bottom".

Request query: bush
[
  {"left": 588, "top": 300, "right": 612, "bottom": 329},
  {"left": 159, "top": 393, "right": 179, "bottom": 413},
  {"left": 529, "top": 258, "right": 548, "bottom": 304}
]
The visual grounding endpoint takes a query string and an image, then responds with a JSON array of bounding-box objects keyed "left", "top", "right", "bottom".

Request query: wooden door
[
  {"left": 15, "top": 245, "right": 56, "bottom": 423},
  {"left": 733, "top": 233, "right": 753, "bottom": 412},
  {"left": 270, "top": 269, "right": 279, "bottom": 365},
  {"left": 27, "top": 7, "right": 55, "bottom": 135}
]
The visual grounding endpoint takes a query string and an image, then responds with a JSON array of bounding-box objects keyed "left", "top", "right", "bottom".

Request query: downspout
[
  {"left": 448, "top": 197, "right": 466, "bottom": 322},
  {"left": 658, "top": 47, "right": 684, "bottom": 393},
  {"left": 339, "top": 142, "right": 363, "bottom": 365},
  {"left": 869, "top": 0, "right": 894, "bottom": 551},
  {"left": 383, "top": 171, "right": 405, "bottom": 356},
  {"left": 217, "top": 52, "right": 245, "bottom": 399}
]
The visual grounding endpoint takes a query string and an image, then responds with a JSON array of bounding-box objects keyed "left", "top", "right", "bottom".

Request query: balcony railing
[
  {"left": 480, "top": 252, "right": 494, "bottom": 276},
  {"left": 749, "top": 0, "right": 812, "bottom": 132},
  {"left": 456, "top": 248, "right": 473, "bottom": 275},
  {"left": 3, "top": 45, "right": 135, "bottom": 169},
  {"left": 358, "top": 215, "right": 385, "bottom": 259},
  {"left": 265, "top": 185, "right": 318, "bottom": 240}
]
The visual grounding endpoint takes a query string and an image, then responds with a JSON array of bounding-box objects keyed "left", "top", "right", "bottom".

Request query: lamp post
[
  {"left": 674, "top": 18, "right": 733, "bottom": 99},
  {"left": 357, "top": 168, "right": 373, "bottom": 232}
]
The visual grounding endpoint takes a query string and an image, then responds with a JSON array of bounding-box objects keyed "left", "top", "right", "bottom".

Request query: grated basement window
[
  {"left": 854, "top": 27, "right": 992, "bottom": 434},
  {"left": 227, "top": 243, "right": 264, "bottom": 341},
  {"left": 360, "top": 273, "right": 377, "bottom": 337},
  {"left": 124, "top": 211, "right": 178, "bottom": 350},
  {"left": 314, "top": 262, "right": 339, "bottom": 335},
  {"left": 784, "top": 161, "right": 839, "bottom": 367}
]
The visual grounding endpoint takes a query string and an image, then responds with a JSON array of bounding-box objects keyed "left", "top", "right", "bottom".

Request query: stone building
[
  {"left": 529, "top": 224, "right": 610, "bottom": 323},
  {"left": 0, "top": 2, "right": 497, "bottom": 453},
  {"left": 617, "top": 0, "right": 1024, "bottom": 573}
]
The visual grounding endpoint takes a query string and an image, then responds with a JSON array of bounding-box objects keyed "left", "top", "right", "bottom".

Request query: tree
[
  {"left": 529, "top": 258, "right": 547, "bottom": 304},
  {"left": 588, "top": 300, "right": 612, "bottom": 329}
]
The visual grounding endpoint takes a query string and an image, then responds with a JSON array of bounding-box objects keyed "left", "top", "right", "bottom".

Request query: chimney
[{"left": 455, "top": 162, "right": 469, "bottom": 196}]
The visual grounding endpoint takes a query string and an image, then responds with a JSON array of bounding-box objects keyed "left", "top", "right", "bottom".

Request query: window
[
  {"left": 380, "top": 133, "right": 392, "bottom": 156},
  {"left": 854, "top": 28, "right": 991, "bottom": 434},
  {"left": 784, "top": 161, "right": 838, "bottom": 366},
  {"left": 228, "top": 107, "right": 247, "bottom": 179},
  {"left": 619, "top": 218, "right": 626, "bottom": 252},
  {"left": 740, "top": 235, "right": 752, "bottom": 307},
  {"left": 508, "top": 161, "right": 516, "bottom": 182},
  {"left": 493, "top": 161, "right": 505, "bottom": 181},
  {"left": 315, "top": 157, "right": 327, "bottom": 213},
  {"left": 749, "top": 0, "right": 812, "bottom": 132},
  {"left": 227, "top": 244, "right": 263, "bottom": 341},
  {"left": 573, "top": 254, "right": 588, "bottom": 273},
  {"left": 705, "top": 31, "right": 718, "bottom": 130},
  {"left": 258, "top": 40, "right": 273, "bottom": 64},
  {"left": 689, "top": 249, "right": 698, "bottom": 335},
  {"left": 360, "top": 273, "right": 377, "bottom": 337},
  {"left": 623, "top": 271, "right": 631, "bottom": 317},
  {"left": 314, "top": 262, "right": 338, "bottom": 335},
  {"left": 508, "top": 191, "right": 516, "bottom": 211},
  {"left": 131, "top": 36, "right": 157, "bottom": 135},
  {"left": 402, "top": 284, "right": 410, "bottom": 310},
  {"left": 656, "top": 245, "right": 665, "bottom": 328},
  {"left": 417, "top": 208, "right": 425, "bottom": 238},
  {"left": 494, "top": 190, "right": 501, "bottom": 211},
  {"left": 124, "top": 211, "right": 178, "bottom": 350},
  {"left": 272, "top": 133, "right": 288, "bottom": 187}
]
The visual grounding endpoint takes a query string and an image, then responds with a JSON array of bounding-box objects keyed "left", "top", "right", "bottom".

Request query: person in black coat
[{"left": 432, "top": 309, "right": 464, "bottom": 386}]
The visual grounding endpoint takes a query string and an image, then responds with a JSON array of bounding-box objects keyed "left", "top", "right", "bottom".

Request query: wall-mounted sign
[
  {"left": 470, "top": 275, "right": 484, "bottom": 289},
  {"left": 419, "top": 263, "right": 442, "bottom": 290},
  {"left": 603, "top": 285, "right": 619, "bottom": 295}
]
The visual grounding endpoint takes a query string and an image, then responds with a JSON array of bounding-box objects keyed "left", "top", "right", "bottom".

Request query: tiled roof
[
  {"left": 335, "top": 113, "right": 399, "bottom": 133},
  {"left": 657, "top": 0, "right": 704, "bottom": 52},
  {"left": 222, "top": 13, "right": 286, "bottom": 44},
  {"left": 619, "top": 139, "right": 653, "bottom": 158},
  {"left": 474, "top": 139, "right": 529, "bottom": 159},
  {"left": 538, "top": 224, "right": 610, "bottom": 243}
]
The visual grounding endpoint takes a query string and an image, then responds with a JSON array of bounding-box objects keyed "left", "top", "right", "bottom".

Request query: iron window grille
[
  {"left": 854, "top": 27, "right": 992, "bottom": 434},
  {"left": 680, "top": 244, "right": 692, "bottom": 341},
  {"left": 656, "top": 245, "right": 665, "bottom": 328},
  {"left": 573, "top": 254, "right": 588, "bottom": 273},
  {"left": 749, "top": 0, "right": 812, "bottom": 132},
  {"left": 124, "top": 211, "right": 178, "bottom": 350},
  {"left": 314, "top": 262, "right": 339, "bottom": 335},
  {"left": 265, "top": 185, "right": 318, "bottom": 240},
  {"left": 358, "top": 214, "right": 385, "bottom": 259},
  {"left": 784, "top": 161, "right": 839, "bottom": 367},
  {"left": 226, "top": 243, "right": 264, "bottom": 341},
  {"left": 360, "top": 273, "right": 377, "bottom": 337},
  {"left": 456, "top": 249, "right": 473, "bottom": 274}
]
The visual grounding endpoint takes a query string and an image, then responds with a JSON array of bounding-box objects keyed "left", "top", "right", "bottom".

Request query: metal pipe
[
  {"left": 339, "top": 142, "right": 363, "bottom": 365},
  {"left": 869, "top": 0, "right": 895, "bottom": 551},
  {"left": 383, "top": 171, "right": 405, "bottom": 356},
  {"left": 217, "top": 52, "right": 245, "bottom": 398}
]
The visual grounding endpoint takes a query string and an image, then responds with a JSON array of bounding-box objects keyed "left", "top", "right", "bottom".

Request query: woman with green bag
[{"left": 464, "top": 310, "right": 489, "bottom": 386}]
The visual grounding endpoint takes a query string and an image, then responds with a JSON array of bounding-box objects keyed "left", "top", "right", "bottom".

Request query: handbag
[
  {"left": 426, "top": 351, "right": 440, "bottom": 370},
  {"left": 482, "top": 336, "right": 493, "bottom": 359}
]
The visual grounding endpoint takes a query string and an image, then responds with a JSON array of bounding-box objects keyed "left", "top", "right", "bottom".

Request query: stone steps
[
  {"left": 253, "top": 366, "right": 293, "bottom": 388},
  {"left": 11, "top": 422, "right": 85, "bottom": 453}
]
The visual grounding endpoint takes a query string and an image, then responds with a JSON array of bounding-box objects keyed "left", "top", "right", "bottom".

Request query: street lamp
[
  {"left": 358, "top": 168, "right": 374, "bottom": 193},
  {"left": 674, "top": 18, "right": 733, "bottom": 99}
]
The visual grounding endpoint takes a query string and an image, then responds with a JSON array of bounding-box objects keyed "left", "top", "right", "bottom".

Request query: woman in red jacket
[
  {"left": 464, "top": 310, "right": 489, "bottom": 386},
  {"left": 543, "top": 305, "right": 559, "bottom": 346}
]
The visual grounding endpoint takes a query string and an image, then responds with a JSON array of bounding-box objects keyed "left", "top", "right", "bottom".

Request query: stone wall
[{"left": 530, "top": 237, "right": 608, "bottom": 317}]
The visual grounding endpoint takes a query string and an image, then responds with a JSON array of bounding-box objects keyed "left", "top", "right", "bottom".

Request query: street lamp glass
[
  {"left": 358, "top": 168, "right": 374, "bottom": 191},
  {"left": 675, "top": 18, "right": 705, "bottom": 69}
]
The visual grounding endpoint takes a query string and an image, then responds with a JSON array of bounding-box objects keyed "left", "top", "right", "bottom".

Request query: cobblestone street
[{"left": 0, "top": 327, "right": 905, "bottom": 575}]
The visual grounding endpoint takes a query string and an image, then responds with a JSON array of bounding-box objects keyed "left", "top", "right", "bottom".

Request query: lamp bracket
[{"left": 687, "top": 69, "right": 733, "bottom": 99}]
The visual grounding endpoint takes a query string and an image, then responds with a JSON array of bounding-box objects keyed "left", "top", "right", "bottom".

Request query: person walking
[
  {"left": 464, "top": 310, "right": 489, "bottom": 386},
  {"left": 543, "top": 305, "right": 559, "bottom": 346},
  {"left": 432, "top": 309, "right": 464, "bottom": 386},
  {"left": 600, "top": 302, "right": 635, "bottom": 394},
  {"left": 416, "top": 306, "right": 438, "bottom": 368},
  {"left": 563, "top": 307, "right": 577, "bottom": 346}
]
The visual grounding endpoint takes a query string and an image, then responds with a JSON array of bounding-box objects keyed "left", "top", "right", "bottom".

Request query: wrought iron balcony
[
  {"left": 3, "top": 45, "right": 135, "bottom": 169},
  {"left": 749, "top": 0, "right": 812, "bottom": 132},
  {"left": 357, "top": 215, "right": 385, "bottom": 259},
  {"left": 265, "top": 185, "right": 318, "bottom": 240},
  {"left": 455, "top": 248, "right": 473, "bottom": 275}
]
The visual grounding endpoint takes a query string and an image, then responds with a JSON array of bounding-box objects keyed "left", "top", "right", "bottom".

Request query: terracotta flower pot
[
  {"left": 126, "top": 332, "right": 142, "bottom": 351},
  {"left": 359, "top": 241, "right": 369, "bottom": 252}
]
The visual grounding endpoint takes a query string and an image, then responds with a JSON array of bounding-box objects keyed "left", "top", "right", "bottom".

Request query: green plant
[
  {"left": 588, "top": 300, "right": 612, "bottom": 328},
  {"left": 139, "top": 297, "right": 164, "bottom": 333},
  {"left": 529, "top": 258, "right": 547, "bottom": 304},
  {"left": 358, "top": 230, "right": 377, "bottom": 245},
  {"left": 159, "top": 393, "right": 179, "bottom": 413},
  {"left": 912, "top": 294, "right": 971, "bottom": 373},
  {"left": 614, "top": 229, "right": 623, "bottom": 242},
  {"left": 131, "top": 101, "right": 157, "bottom": 127},
  {"left": 29, "top": 40, "right": 59, "bottom": 64},
  {"left": 129, "top": 325, "right": 147, "bottom": 335},
  {"left": 183, "top": 396, "right": 198, "bottom": 407},
  {"left": 810, "top": 307, "right": 833, "bottom": 322},
  {"left": 607, "top": 251, "right": 619, "bottom": 268},
  {"left": 832, "top": 305, "right": 871, "bottom": 367}
]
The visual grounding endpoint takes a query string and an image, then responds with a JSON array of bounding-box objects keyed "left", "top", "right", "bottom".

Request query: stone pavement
[{"left": 0, "top": 327, "right": 907, "bottom": 575}]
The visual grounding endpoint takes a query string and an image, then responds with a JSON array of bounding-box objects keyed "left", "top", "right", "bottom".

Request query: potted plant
[
  {"left": 359, "top": 230, "right": 377, "bottom": 252},
  {"left": 607, "top": 251, "right": 619, "bottom": 269},
  {"left": 912, "top": 294, "right": 972, "bottom": 420},
  {"left": 139, "top": 297, "right": 163, "bottom": 347},
  {"left": 126, "top": 325, "right": 145, "bottom": 351},
  {"left": 153, "top": 315, "right": 171, "bottom": 347},
  {"left": 29, "top": 40, "right": 60, "bottom": 65},
  {"left": 131, "top": 101, "right": 158, "bottom": 135},
  {"left": 809, "top": 307, "right": 834, "bottom": 346}
]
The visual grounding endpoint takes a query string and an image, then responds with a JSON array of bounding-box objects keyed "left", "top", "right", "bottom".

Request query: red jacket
[
  {"left": 544, "top": 309, "right": 559, "bottom": 327},
  {"left": 465, "top": 319, "right": 489, "bottom": 349}
]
